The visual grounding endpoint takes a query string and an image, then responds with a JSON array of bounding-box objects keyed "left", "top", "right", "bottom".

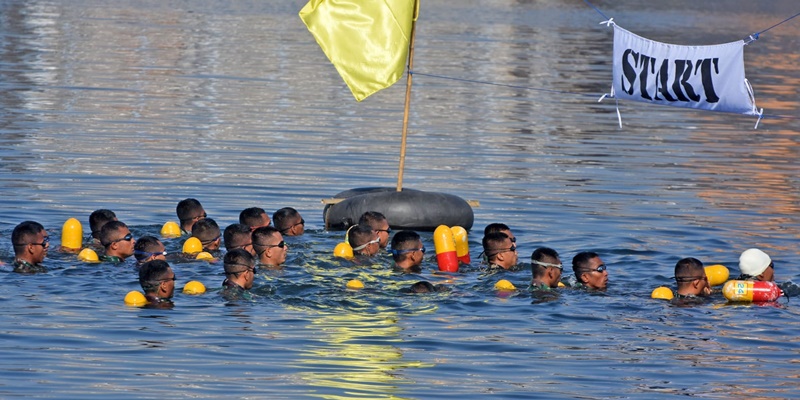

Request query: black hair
[
  {"left": 531, "top": 247, "right": 560, "bottom": 277},
  {"left": 139, "top": 260, "right": 171, "bottom": 294},
  {"left": 99, "top": 220, "right": 129, "bottom": 248},
  {"left": 191, "top": 218, "right": 220, "bottom": 243},
  {"left": 390, "top": 230, "right": 421, "bottom": 262},
  {"left": 239, "top": 207, "right": 268, "bottom": 227},
  {"left": 358, "top": 211, "right": 387, "bottom": 228},
  {"left": 572, "top": 251, "right": 599, "bottom": 281},
  {"left": 12, "top": 221, "right": 45, "bottom": 250},
  {"left": 481, "top": 232, "right": 510, "bottom": 262},
  {"left": 484, "top": 223, "right": 510, "bottom": 236},
  {"left": 224, "top": 223, "right": 252, "bottom": 251},
  {"left": 272, "top": 207, "right": 300, "bottom": 232},
  {"left": 89, "top": 209, "right": 117, "bottom": 239},
  {"left": 349, "top": 225, "right": 376, "bottom": 249},
  {"left": 675, "top": 257, "right": 704, "bottom": 286},
  {"left": 134, "top": 236, "right": 163, "bottom": 262},
  {"left": 224, "top": 249, "right": 255, "bottom": 276},
  {"left": 252, "top": 226, "right": 281, "bottom": 251},
  {"left": 176, "top": 198, "right": 203, "bottom": 222}
]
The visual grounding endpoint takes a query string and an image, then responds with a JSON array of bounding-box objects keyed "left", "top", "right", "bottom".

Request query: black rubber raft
[{"left": 323, "top": 187, "right": 474, "bottom": 231}]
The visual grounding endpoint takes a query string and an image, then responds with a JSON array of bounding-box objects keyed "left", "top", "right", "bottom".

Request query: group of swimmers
[{"left": 6, "top": 198, "right": 781, "bottom": 306}]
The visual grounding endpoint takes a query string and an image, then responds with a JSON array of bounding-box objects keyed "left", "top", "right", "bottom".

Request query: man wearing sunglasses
[
  {"left": 239, "top": 207, "right": 271, "bottom": 231},
  {"left": 572, "top": 251, "right": 608, "bottom": 290},
  {"left": 349, "top": 225, "right": 381, "bottom": 257},
  {"left": 674, "top": 257, "right": 711, "bottom": 298},
  {"left": 99, "top": 221, "right": 136, "bottom": 263},
  {"left": 484, "top": 223, "right": 517, "bottom": 246},
  {"left": 390, "top": 230, "right": 425, "bottom": 273},
  {"left": 481, "top": 232, "right": 518, "bottom": 270},
  {"left": 252, "top": 226, "right": 287, "bottom": 269},
  {"left": 530, "top": 247, "right": 563, "bottom": 291},
  {"left": 11, "top": 220, "right": 49, "bottom": 274},
  {"left": 139, "top": 259, "right": 175, "bottom": 308},
  {"left": 273, "top": 207, "right": 305, "bottom": 237},
  {"left": 221, "top": 249, "right": 257, "bottom": 300},
  {"left": 359, "top": 211, "right": 391, "bottom": 249}
]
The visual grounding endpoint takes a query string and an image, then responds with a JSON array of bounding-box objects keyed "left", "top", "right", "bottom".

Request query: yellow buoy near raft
[
  {"left": 433, "top": 225, "right": 458, "bottom": 272},
  {"left": 333, "top": 242, "right": 354, "bottom": 259},
  {"left": 651, "top": 286, "right": 674, "bottom": 300},
  {"left": 77, "top": 248, "right": 99, "bottom": 262},
  {"left": 183, "top": 281, "right": 206, "bottom": 295},
  {"left": 450, "top": 226, "right": 470, "bottom": 264},
  {"left": 61, "top": 218, "right": 83, "bottom": 251},
  {"left": 704, "top": 264, "right": 729, "bottom": 286},
  {"left": 160, "top": 221, "right": 181, "bottom": 238},
  {"left": 124, "top": 291, "right": 147, "bottom": 306}
]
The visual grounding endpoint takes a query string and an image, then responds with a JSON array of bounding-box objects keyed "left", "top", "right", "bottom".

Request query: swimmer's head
[
  {"left": 191, "top": 218, "right": 221, "bottom": 251},
  {"left": 89, "top": 209, "right": 117, "bottom": 240},
  {"left": 239, "top": 207, "right": 271, "bottom": 230},
  {"left": 133, "top": 235, "right": 167, "bottom": 264},
  {"left": 176, "top": 198, "right": 205, "bottom": 233}
]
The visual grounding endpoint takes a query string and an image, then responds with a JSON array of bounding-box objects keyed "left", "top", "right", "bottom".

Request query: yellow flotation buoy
[
  {"left": 450, "top": 226, "right": 470, "bottom": 264},
  {"left": 124, "top": 291, "right": 147, "bottom": 306},
  {"left": 494, "top": 279, "right": 516, "bottom": 291},
  {"left": 77, "top": 248, "right": 99, "bottom": 262},
  {"left": 160, "top": 221, "right": 181, "bottom": 238},
  {"left": 183, "top": 281, "right": 206, "bottom": 295},
  {"left": 195, "top": 251, "right": 214, "bottom": 261},
  {"left": 61, "top": 218, "right": 83, "bottom": 251},
  {"left": 651, "top": 286, "right": 674, "bottom": 300},
  {"left": 346, "top": 279, "right": 364, "bottom": 290},
  {"left": 558, "top": 282, "right": 566, "bottom": 288},
  {"left": 433, "top": 225, "right": 458, "bottom": 272},
  {"left": 705, "top": 264, "right": 729, "bottom": 287},
  {"left": 333, "top": 242, "right": 354, "bottom": 260},
  {"left": 183, "top": 237, "right": 203, "bottom": 254}
]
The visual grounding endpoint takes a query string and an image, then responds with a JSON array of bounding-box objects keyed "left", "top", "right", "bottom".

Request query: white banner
[{"left": 612, "top": 24, "right": 758, "bottom": 115}]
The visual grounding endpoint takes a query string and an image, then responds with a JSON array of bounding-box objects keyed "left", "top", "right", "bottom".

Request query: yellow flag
[{"left": 300, "top": 0, "right": 416, "bottom": 102}]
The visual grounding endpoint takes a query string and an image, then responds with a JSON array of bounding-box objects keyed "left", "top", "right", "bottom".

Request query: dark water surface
[{"left": 1, "top": 0, "right": 799, "bottom": 398}]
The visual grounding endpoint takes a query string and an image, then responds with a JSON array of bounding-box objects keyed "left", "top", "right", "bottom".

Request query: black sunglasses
[
  {"left": 581, "top": 264, "right": 607, "bottom": 273},
  {"left": 112, "top": 233, "right": 134, "bottom": 244}
]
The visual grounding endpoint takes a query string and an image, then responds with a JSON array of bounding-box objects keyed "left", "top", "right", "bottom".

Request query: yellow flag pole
[{"left": 396, "top": 0, "right": 420, "bottom": 192}]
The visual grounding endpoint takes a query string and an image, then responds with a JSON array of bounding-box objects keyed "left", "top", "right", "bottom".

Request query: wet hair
[
  {"left": 239, "top": 207, "right": 268, "bottom": 228},
  {"left": 224, "top": 249, "right": 255, "bottom": 276},
  {"left": 12, "top": 221, "right": 45, "bottom": 251},
  {"left": 404, "top": 281, "right": 446, "bottom": 294},
  {"left": 191, "top": 218, "right": 221, "bottom": 244},
  {"left": 224, "top": 223, "right": 252, "bottom": 252},
  {"left": 273, "top": 207, "right": 300, "bottom": 232},
  {"left": 89, "top": 209, "right": 117, "bottom": 239},
  {"left": 139, "top": 260, "right": 171, "bottom": 294},
  {"left": 176, "top": 198, "right": 203, "bottom": 222},
  {"left": 484, "top": 223, "right": 510, "bottom": 236},
  {"left": 252, "top": 226, "right": 281, "bottom": 251},
  {"left": 531, "top": 247, "right": 560, "bottom": 278},
  {"left": 134, "top": 236, "right": 163, "bottom": 262},
  {"left": 481, "top": 232, "right": 510, "bottom": 262},
  {"left": 348, "top": 225, "right": 376, "bottom": 250},
  {"left": 358, "top": 211, "right": 387, "bottom": 228},
  {"left": 99, "top": 220, "right": 129, "bottom": 248},
  {"left": 572, "top": 251, "right": 599, "bottom": 282},
  {"left": 390, "top": 230, "right": 421, "bottom": 262},
  {"left": 675, "top": 257, "right": 704, "bottom": 288}
]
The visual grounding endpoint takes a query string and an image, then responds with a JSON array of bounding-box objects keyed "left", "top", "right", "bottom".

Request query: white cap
[{"left": 739, "top": 248, "right": 772, "bottom": 277}]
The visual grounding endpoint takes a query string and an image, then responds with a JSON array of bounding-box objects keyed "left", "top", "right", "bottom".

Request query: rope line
[
  {"left": 411, "top": 70, "right": 799, "bottom": 122},
  {"left": 583, "top": 0, "right": 610, "bottom": 21},
  {"left": 753, "top": 11, "right": 800, "bottom": 38}
]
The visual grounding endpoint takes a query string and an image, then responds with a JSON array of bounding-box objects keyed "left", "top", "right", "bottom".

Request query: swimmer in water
[
  {"left": 736, "top": 248, "right": 774, "bottom": 282},
  {"left": 572, "top": 251, "right": 608, "bottom": 290},
  {"left": 89, "top": 209, "right": 117, "bottom": 247},
  {"left": 390, "top": 230, "right": 425, "bottom": 273},
  {"left": 133, "top": 236, "right": 167, "bottom": 265},
  {"left": 674, "top": 257, "right": 711, "bottom": 298},
  {"left": 530, "top": 247, "right": 563, "bottom": 291},
  {"left": 224, "top": 223, "right": 256, "bottom": 257},
  {"left": 239, "top": 207, "right": 271, "bottom": 230},
  {"left": 138, "top": 259, "right": 175, "bottom": 308},
  {"left": 221, "top": 249, "right": 257, "bottom": 300},
  {"left": 176, "top": 198, "right": 206, "bottom": 234},
  {"left": 484, "top": 223, "right": 516, "bottom": 246},
  {"left": 11, "top": 221, "right": 49, "bottom": 274},
  {"left": 481, "top": 232, "right": 518, "bottom": 271},
  {"left": 359, "top": 211, "right": 391, "bottom": 249},
  {"left": 349, "top": 225, "right": 381, "bottom": 257},
  {"left": 273, "top": 207, "right": 305, "bottom": 237},
  {"left": 192, "top": 218, "right": 221, "bottom": 252},
  {"left": 252, "top": 226, "right": 287, "bottom": 269},
  {"left": 99, "top": 221, "right": 135, "bottom": 263}
]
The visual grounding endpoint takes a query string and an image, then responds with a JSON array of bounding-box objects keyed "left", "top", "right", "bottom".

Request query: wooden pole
[{"left": 396, "top": 0, "right": 419, "bottom": 192}]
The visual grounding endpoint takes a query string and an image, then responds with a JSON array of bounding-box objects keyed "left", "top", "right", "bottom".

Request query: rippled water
[{"left": 1, "top": 0, "right": 799, "bottom": 398}]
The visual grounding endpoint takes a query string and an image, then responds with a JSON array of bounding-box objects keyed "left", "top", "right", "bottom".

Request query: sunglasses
[
  {"left": 581, "top": 264, "right": 607, "bottom": 273},
  {"left": 532, "top": 260, "right": 563, "bottom": 270},
  {"left": 280, "top": 219, "right": 304, "bottom": 233},
  {"left": 228, "top": 263, "right": 258, "bottom": 275},
  {"left": 201, "top": 235, "right": 221, "bottom": 245},
  {"left": 111, "top": 233, "right": 134, "bottom": 244},
  {"left": 674, "top": 275, "right": 708, "bottom": 283},
  {"left": 376, "top": 228, "right": 392, "bottom": 234},
  {"left": 193, "top": 212, "right": 208, "bottom": 220},
  {"left": 27, "top": 235, "right": 51, "bottom": 248},
  {"left": 159, "top": 275, "right": 177, "bottom": 282},
  {"left": 353, "top": 237, "right": 380, "bottom": 251}
]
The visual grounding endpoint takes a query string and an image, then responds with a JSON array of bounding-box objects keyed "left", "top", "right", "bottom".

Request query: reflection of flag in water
[{"left": 300, "top": 0, "right": 416, "bottom": 102}]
